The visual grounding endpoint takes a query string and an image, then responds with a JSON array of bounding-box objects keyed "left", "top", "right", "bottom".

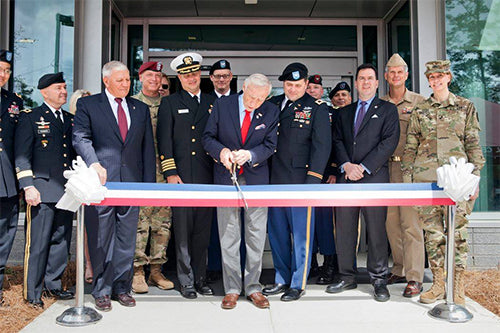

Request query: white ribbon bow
[
  {"left": 56, "top": 156, "right": 107, "bottom": 212},
  {"left": 436, "top": 157, "right": 480, "bottom": 203}
]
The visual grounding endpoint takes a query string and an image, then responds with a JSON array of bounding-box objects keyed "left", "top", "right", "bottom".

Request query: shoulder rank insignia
[
  {"left": 16, "top": 93, "right": 22, "bottom": 98},
  {"left": 21, "top": 108, "right": 32, "bottom": 113},
  {"left": 315, "top": 99, "right": 326, "bottom": 105}
]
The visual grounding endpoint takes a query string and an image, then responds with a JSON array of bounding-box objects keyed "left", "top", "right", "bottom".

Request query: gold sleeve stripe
[
  {"left": 161, "top": 161, "right": 176, "bottom": 168},
  {"left": 17, "top": 170, "right": 33, "bottom": 179},
  {"left": 161, "top": 165, "right": 177, "bottom": 172},
  {"left": 307, "top": 171, "right": 323, "bottom": 180}
]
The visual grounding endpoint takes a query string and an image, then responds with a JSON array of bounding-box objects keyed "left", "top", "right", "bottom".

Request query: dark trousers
[
  {"left": 85, "top": 205, "right": 139, "bottom": 298},
  {"left": 0, "top": 195, "right": 19, "bottom": 291},
  {"left": 335, "top": 206, "right": 389, "bottom": 285},
  {"left": 23, "top": 203, "right": 73, "bottom": 301},
  {"left": 314, "top": 207, "right": 336, "bottom": 255},
  {"left": 172, "top": 206, "right": 212, "bottom": 286}
]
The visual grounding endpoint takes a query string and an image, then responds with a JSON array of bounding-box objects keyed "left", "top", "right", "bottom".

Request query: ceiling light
[
  {"left": 245, "top": 0, "right": 258, "bottom": 4},
  {"left": 188, "top": 36, "right": 197, "bottom": 40}
]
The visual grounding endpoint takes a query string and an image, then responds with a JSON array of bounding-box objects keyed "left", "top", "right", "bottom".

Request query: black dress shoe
[
  {"left": 94, "top": 295, "right": 112, "bottom": 311},
  {"left": 26, "top": 299, "right": 44, "bottom": 309},
  {"left": 180, "top": 285, "right": 197, "bottom": 299},
  {"left": 373, "top": 284, "right": 390, "bottom": 302},
  {"left": 46, "top": 289, "right": 75, "bottom": 300},
  {"left": 325, "top": 279, "right": 357, "bottom": 293},
  {"left": 262, "top": 283, "right": 289, "bottom": 296},
  {"left": 195, "top": 280, "right": 214, "bottom": 295},
  {"left": 280, "top": 288, "right": 304, "bottom": 302}
]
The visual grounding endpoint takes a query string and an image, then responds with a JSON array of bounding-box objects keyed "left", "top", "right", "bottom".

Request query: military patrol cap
[
  {"left": 139, "top": 61, "right": 163, "bottom": 75},
  {"left": 209, "top": 59, "right": 231, "bottom": 75},
  {"left": 278, "top": 62, "right": 308, "bottom": 81},
  {"left": 424, "top": 60, "right": 451, "bottom": 77},
  {"left": 0, "top": 49, "right": 13, "bottom": 65},
  {"left": 170, "top": 52, "right": 202, "bottom": 74},
  {"left": 329, "top": 81, "right": 351, "bottom": 99},
  {"left": 308, "top": 74, "right": 322, "bottom": 85},
  {"left": 386, "top": 53, "right": 407, "bottom": 68},
  {"left": 37, "top": 72, "right": 65, "bottom": 90}
]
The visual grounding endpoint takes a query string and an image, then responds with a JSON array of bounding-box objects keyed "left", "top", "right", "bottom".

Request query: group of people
[{"left": 0, "top": 47, "right": 484, "bottom": 313}]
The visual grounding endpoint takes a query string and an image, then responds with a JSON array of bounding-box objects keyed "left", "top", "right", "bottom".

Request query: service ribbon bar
[{"left": 95, "top": 182, "right": 454, "bottom": 207}]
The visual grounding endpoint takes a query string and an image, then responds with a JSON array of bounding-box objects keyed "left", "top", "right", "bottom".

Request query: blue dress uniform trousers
[
  {"left": 314, "top": 207, "right": 336, "bottom": 255},
  {"left": 268, "top": 206, "right": 315, "bottom": 290},
  {"left": 0, "top": 196, "right": 19, "bottom": 290}
]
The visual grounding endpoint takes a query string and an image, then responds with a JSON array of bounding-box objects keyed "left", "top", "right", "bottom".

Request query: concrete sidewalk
[{"left": 22, "top": 281, "right": 499, "bottom": 333}]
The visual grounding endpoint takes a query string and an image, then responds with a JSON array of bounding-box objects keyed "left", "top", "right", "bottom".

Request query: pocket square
[
  {"left": 371, "top": 114, "right": 379, "bottom": 118},
  {"left": 255, "top": 124, "right": 266, "bottom": 130}
]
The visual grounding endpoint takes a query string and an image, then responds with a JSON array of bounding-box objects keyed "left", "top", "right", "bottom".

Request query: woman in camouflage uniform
[{"left": 402, "top": 60, "right": 485, "bottom": 305}]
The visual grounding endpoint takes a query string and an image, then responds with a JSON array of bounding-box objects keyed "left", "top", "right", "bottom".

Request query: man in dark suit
[
  {"left": 203, "top": 73, "right": 278, "bottom": 309},
  {"left": 157, "top": 52, "right": 216, "bottom": 299},
  {"left": 327, "top": 63, "right": 399, "bottom": 302},
  {"left": 262, "top": 63, "right": 331, "bottom": 301},
  {"left": 73, "top": 61, "right": 155, "bottom": 311},
  {"left": 209, "top": 59, "right": 237, "bottom": 98},
  {"left": 0, "top": 49, "right": 23, "bottom": 305},
  {"left": 15, "top": 72, "right": 75, "bottom": 308}
]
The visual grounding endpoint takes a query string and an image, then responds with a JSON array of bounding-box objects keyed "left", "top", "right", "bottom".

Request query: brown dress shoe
[
  {"left": 387, "top": 273, "right": 406, "bottom": 285},
  {"left": 94, "top": 295, "right": 112, "bottom": 312},
  {"left": 221, "top": 293, "right": 239, "bottom": 310},
  {"left": 403, "top": 281, "right": 423, "bottom": 298},
  {"left": 111, "top": 293, "right": 136, "bottom": 307},
  {"left": 247, "top": 292, "right": 270, "bottom": 309}
]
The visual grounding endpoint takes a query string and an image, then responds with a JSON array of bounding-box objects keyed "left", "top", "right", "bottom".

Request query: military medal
[{"left": 36, "top": 116, "right": 51, "bottom": 134}]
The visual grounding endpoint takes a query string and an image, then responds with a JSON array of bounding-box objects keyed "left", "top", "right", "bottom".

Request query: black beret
[
  {"left": 329, "top": 81, "right": 351, "bottom": 99},
  {"left": 308, "top": 74, "right": 322, "bottom": 85},
  {"left": 210, "top": 59, "right": 231, "bottom": 75},
  {"left": 0, "top": 49, "right": 13, "bottom": 65},
  {"left": 37, "top": 72, "right": 65, "bottom": 90},
  {"left": 278, "top": 62, "right": 308, "bottom": 81}
]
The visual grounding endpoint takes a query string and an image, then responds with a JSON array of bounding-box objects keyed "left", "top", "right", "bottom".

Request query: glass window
[
  {"left": 13, "top": 0, "right": 74, "bottom": 108},
  {"left": 148, "top": 25, "right": 357, "bottom": 52},
  {"left": 362, "top": 26, "right": 378, "bottom": 68},
  {"left": 387, "top": 2, "right": 413, "bottom": 90},
  {"left": 445, "top": 0, "right": 499, "bottom": 211},
  {"left": 127, "top": 25, "right": 143, "bottom": 95}
]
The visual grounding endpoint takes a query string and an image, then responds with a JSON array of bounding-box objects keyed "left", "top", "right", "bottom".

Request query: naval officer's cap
[
  {"left": 170, "top": 52, "right": 202, "bottom": 74},
  {"left": 278, "top": 62, "right": 308, "bottom": 82},
  {"left": 37, "top": 72, "right": 65, "bottom": 90}
]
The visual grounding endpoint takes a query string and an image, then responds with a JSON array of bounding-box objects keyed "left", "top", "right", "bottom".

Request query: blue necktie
[{"left": 354, "top": 101, "right": 367, "bottom": 136}]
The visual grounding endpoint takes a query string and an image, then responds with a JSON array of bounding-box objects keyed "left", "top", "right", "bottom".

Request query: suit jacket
[
  {"left": 15, "top": 103, "right": 76, "bottom": 202},
  {"left": 157, "top": 89, "right": 216, "bottom": 184},
  {"left": 333, "top": 96, "right": 399, "bottom": 183},
  {"left": 0, "top": 88, "right": 23, "bottom": 197},
  {"left": 268, "top": 93, "right": 331, "bottom": 184},
  {"left": 72, "top": 92, "right": 155, "bottom": 183},
  {"left": 202, "top": 94, "right": 279, "bottom": 185},
  {"left": 209, "top": 89, "right": 238, "bottom": 98}
]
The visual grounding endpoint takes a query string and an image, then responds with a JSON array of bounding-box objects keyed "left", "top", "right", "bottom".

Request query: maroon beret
[{"left": 139, "top": 61, "right": 163, "bottom": 75}]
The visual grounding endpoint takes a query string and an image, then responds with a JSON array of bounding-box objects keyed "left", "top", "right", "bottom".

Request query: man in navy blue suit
[
  {"left": 73, "top": 61, "right": 155, "bottom": 311},
  {"left": 327, "top": 63, "right": 399, "bottom": 302},
  {"left": 203, "top": 74, "right": 279, "bottom": 310}
]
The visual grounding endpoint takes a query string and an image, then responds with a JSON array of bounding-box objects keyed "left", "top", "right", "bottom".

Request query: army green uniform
[
  {"left": 381, "top": 89, "right": 426, "bottom": 282},
  {"left": 132, "top": 91, "right": 172, "bottom": 267},
  {"left": 402, "top": 92, "right": 485, "bottom": 268}
]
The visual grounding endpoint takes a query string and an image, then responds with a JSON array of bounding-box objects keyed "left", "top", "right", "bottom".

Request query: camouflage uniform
[
  {"left": 381, "top": 88, "right": 426, "bottom": 282},
  {"left": 132, "top": 91, "right": 172, "bottom": 267},
  {"left": 402, "top": 92, "right": 485, "bottom": 269}
]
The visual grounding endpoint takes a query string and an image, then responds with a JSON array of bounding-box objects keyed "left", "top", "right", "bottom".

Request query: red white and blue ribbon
[{"left": 94, "top": 182, "right": 454, "bottom": 207}]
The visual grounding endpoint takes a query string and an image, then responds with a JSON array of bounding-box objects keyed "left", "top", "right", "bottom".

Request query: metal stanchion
[
  {"left": 56, "top": 205, "right": 102, "bottom": 326},
  {"left": 429, "top": 205, "right": 473, "bottom": 323}
]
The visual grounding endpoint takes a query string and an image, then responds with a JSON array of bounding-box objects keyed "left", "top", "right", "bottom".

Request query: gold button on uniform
[
  {"left": 0, "top": 138, "right": 2, "bottom": 142},
  {"left": 63, "top": 153, "right": 67, "bottom": 157},
  {"left": 191, "top": 125, "right": 195, "bottom": 130},
  {"left": 191, "top": 151, "right": 196, "bottom": 155},
  {"left": 191, "top": 138, "right": 196, "bottom": 142},
  {"left": 0, "top": 148, "right": 2, "bottom": 152},
  {"left": 63, "top": 163, "right": 67, "bottom": 167},
  {"left": 63, "top": 144, "right": 67, "bottom": 147}
]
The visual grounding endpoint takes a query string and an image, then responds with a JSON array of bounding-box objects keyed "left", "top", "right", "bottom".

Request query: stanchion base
[
  {"left": 428, "top": 302, "right": 473, "bottom": 323},
  {"left": 56, "top": 306, "right": 102, "bottom": 326}
]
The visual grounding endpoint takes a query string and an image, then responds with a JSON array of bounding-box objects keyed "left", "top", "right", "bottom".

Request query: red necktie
[
  {"left": 241, "top": 110, "right": 251, "bottom": 144},
  {"left": 115, "top": 97, "right": 128, "bottom": 141}
]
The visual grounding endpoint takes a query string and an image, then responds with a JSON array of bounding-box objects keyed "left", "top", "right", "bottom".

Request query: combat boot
[
  {"left": 419, "top": 267, "right": 445, "bottom": 304},
  {"left": 149, "top": 264, "right": 174, "bottom": 290},
  {"left": 317, "top": 255, "right": 338, "bottom": 285},
  {"left": 453, "top": 268, "right": 466, "bottom": 305},
  {"left": 132, "top": 265, "right": 149, "bottom": 294}
]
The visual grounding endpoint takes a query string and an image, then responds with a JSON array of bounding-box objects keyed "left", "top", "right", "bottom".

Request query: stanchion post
[
  {"left": 428, "top": 204, "right": 473, "bottom": 323},
  {"left": 56, "top": 205, "right": 102, "bottom": 326}
]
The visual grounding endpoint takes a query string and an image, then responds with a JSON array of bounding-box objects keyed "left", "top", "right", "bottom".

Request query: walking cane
[
  {"left": 56, "top": 205, "right": 102, "bottom": 326},
  {"left": 428, "top": 204, "right": 473, "bottom": 323}
]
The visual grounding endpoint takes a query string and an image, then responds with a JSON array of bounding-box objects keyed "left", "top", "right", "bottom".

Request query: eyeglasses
[
  {"left": 161, "top": 84, "right": 169, "bottom": 89},
  {"left": 0, "top": 68, "right": 12, "bottom": 75},
  {"left": 212, "top": 74, "right": 231, "bottom": 80}
]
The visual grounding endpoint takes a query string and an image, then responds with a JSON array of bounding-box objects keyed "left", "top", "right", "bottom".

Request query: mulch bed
[{"left": 1, "top": 264, "right": 498, "bottom": 332}]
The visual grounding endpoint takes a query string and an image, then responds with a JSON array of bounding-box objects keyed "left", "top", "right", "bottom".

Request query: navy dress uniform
[
  {"left": 157, "top": 52, "right": 216, "bottom": 298},
  {"left": 263, "top": 63, "right": 331, "bottom": 301},
  {"left": 15, "top": 72, "right": 75, "bottom": 306},
  {"left": 0, "top": 49, "right": 23, "bottom": 302}
]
